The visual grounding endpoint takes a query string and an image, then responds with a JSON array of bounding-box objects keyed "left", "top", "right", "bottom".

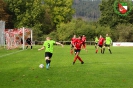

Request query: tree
[
  {"left": 5, "top": 0, "right": 47, "bottom": 40},
  {"left": 0, "top": 0, "right": 12, "bottom": 28},
  {"left": 6, "top": 0, "right": 45, "bottom": 28},
  {"left": 44, "top": 0, "right": 74, "bottom": 28},
  {"left": 116, "top": 23, "right": 133, "bottom": 42},
  {"left": 99, "top": 0, "right": 133, "bottom": 28}
]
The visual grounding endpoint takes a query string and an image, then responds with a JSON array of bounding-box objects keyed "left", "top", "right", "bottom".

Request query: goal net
[{"left": 4, "top": 27, "right": 33, "bottom": 50}]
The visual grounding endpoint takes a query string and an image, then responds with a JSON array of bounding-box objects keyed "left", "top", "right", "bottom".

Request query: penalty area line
[{"left": 0, "top": 50, "right": 24, "bottom": 58}]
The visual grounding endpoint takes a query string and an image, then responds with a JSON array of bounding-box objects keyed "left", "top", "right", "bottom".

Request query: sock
[
  {"left": 70, "top": 49, "right": 73, "bottom": 54},
  {"left": 73, "top": 55, "right": 78, "bottom": 62},
  {"left": 82, "top": 45, "right": 84, "bottom": 49},
  {"left": 103, "top": 48, "right": 105, "bottom": 54},
  {"left": 49, "top": 60, "right": 51, "bottom": 66},
  {"left": 77, "top": 55, "right": 83, "bottom": 62},
  {"left": 95, "top": 46, "right": 96, "bottom": 49},
  {"left": 109, "top": 49, "right": 112, "bottom": 54},
  {"left": 46, "top": 59, "right": 49, "bottom": 64},
  {"left": 101, "top": 49, "right": 102, "bottom": 53},
  {"left": 96, "top": 49, "right": 98, "bottom": 53},
  {"left": 84, "top": 44, "right": 86, "bottom": 49},
  {"left": 31, "top": 46, "right": 32, "bottom": 49}
]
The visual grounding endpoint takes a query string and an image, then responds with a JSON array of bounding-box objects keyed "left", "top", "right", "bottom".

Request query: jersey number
[{"left": 48, "top": 43, "right": 50, "bottom": 48}]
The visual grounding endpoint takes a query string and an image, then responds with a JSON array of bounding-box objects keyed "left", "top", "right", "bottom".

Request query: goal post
[
  {"left": 22, "top": 27, "right": 25, "bottom": 50},
  {"left": 0, "top": 20, "right": 5, "bottom": 47}
]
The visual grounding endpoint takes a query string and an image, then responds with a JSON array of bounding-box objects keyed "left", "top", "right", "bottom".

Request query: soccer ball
[{"left": 39, "top": 64, "right": 44, "bottom": 68}]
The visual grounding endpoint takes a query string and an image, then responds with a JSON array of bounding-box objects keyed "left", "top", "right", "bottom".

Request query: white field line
[{"left": 0, "top": 50, "right": 23, "bottom": 58}]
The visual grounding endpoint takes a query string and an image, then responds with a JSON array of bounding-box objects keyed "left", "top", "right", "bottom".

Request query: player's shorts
[
  {"left": 74, "top": 49, "right": 81, "bottom": 54},
  {"left": 105, "top": 44, "right": 110, "bottom": 47},
  {"left": 45, "top": 52, "right": 53, "bottom": 59},
  {"left": 82, "top": 42, "right": 86, "bottom": 45},
  {"left": 95, "top": 42, "right": 98, "bottom": 45},
  {"left": 98, "top": 44, "right": 103, "bottom": 48}
]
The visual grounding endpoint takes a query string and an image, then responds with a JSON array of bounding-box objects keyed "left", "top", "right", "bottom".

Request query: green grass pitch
[{"left": 0, "top": 45, "right": 133, "bottom": 88}]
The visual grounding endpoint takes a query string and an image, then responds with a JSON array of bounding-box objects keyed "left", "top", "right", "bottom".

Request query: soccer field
[{"left": 0, "top": 45, "right": 133, "bottom": 88}]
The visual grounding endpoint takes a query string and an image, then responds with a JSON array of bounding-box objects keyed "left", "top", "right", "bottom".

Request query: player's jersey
[
  {"left": 26, "top": 38, "right": 31, "bottom": 44},
  {"left": 105, "top": 37, "right": 112, "bottom": 45},
  {"left": 73, "top": 39, "right": 83, "bottom": 50},
  {"left": 43, "top": 40, "right": 56, "bottom": 53},
  {"left": 98, "top": 37, "right": 104, "bottom": 45},
  {"left": 82, "top": 36, "right": 86, "bottom": 42},
  {"left": 71, "top": 38, "right": 77, "bottom": 44},
  {"left": 95, "top": 37, "right": 99, "bottom": 43}
]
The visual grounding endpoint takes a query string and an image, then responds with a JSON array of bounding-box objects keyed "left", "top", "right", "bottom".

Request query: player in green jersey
[
  {"left": 103, "top": 34, "right": 112, "bottom": 54},
  {"left": 94, "top": 36, "right": 99, "bottom": 49},
  {"left": 38, "top": 37, "right": 63, "bottom": 69}
]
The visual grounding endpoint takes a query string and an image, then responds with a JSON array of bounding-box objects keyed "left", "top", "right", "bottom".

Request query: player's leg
[
  {"left": 26, "top": 45, "right": 28, "bottom": 49},
  {"left": 70, "top": 45, "right": 74, "bottom": 55},
  {"left": 107, "top": 46, "right": 112, "bottom": 54},
  {"left": 100, "top": 45, "right": 103, "bottom": 54},
  {"left": 27, "top": 42, "right": 32, "bottom": 49},
  {"left": 48, "top": 53, "right": 52, "bottom": 66},
  {"left": 45, "top": 52, "right": 52, "bottom": 69},
  {"left": 45, "top": 56, "right": 49, "bottom": 65},
  {"left": 30, "top": 43, "right": 33, "bottom": 49},
  {"left": 76, "top": 50, "right": 84, "bottom": 64},
  {"left": 83, "top": 42, "right": 88, "bottom": 52},
  {"left": 77, "top": 55, "right": 84, "bottom": 64},
  {"left": 102, "top": 45, "right": 106, "bottom": 54},
  {"left": 82, "top": 42, "right": 85, "bottom": 49},
  {"left": 26, "top": 42, "right": 31, "bottom": 49},
  {"left": 45, "top": 56, "right": 50, "bottom": 69},
  {"left": 95, "top": 43, "right": 97, "bottom": 49},
  {"left": 96, "top": 45, "right": 99, "bottom": 53},
  {"left": 84, "top": 43, "right": 86, "bottom": 49},
  {"left": 31, "top": 45, "right": 32, "bottom": 49},
  {"left": 73, "top": 49, "right": 78, "bottom": 64}
]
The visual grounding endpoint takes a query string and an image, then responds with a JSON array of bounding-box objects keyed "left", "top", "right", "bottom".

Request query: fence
[
  {"left": 0, "top": 21, "right": 5, "bottom": 46},
  {"left": 35, "top": 41, "right": 95, "bottom": 45}
]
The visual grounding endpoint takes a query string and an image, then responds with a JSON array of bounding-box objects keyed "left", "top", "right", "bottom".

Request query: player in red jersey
[
  {"left": 81, "top": 35, "right": 86, "bottom": 49},
  {"left": 70, "top": 35, "right": 76, "bottom": 55},
  {"left": 72, "top": 36, "right": 84, "bottom": 64},
  {"left": 95, "top": 35, "right": 104, "bottom": 54}
]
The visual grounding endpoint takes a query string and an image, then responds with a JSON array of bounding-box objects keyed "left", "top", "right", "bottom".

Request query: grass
[{"left": 0, "top": 45, "right": 133, "bottom": 88}]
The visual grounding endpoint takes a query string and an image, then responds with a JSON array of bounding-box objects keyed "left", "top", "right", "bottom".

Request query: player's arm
[
  {"left": 71, "top": 41, "right": 73, "bottom": 44},
  {"left": 110, "top": 38, "right": 113, "bottom": 45},
  {"left": 85, "top": 37, "right": 87, "bottom": 42},
  {"left": 55, "top": 42, "right": 64, "bottom": 47},
  {"left": 38, "top": 46, "right": 45, "bottom": 51},
  {"left": 72, "top": 43, "right": 77, "bottom": 49},
  {"left": 103, "top": 39, "right": 106, "bottom": 45}
]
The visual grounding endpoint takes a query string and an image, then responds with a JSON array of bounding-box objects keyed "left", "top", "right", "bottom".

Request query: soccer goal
[{"left": 4, "top": 27, "right": 33, "bottom": 50}]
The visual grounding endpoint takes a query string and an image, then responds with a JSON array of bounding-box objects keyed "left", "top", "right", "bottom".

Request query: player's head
[
  {"left": 106, "top": 34, "right": 109, "bottom": 37},
  {"left": 83, "top": 35, "right": 85, "bottom": 37},
  {"left": 78, "top": 36, "right": 82, "bottom": 40},
  {"left": 73, "top": 35, "right": 76, "bottom": 38},
  {"left": 100, "top": 35, "right": 102, "bottom": 38},
  {"left": 46, "top": 37, "right": 51, "bottom": 40}
]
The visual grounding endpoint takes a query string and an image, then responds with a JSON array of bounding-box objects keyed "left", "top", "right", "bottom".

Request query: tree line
[{"left": 0, "top": 0, "right": 133, "bottom": 42}]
